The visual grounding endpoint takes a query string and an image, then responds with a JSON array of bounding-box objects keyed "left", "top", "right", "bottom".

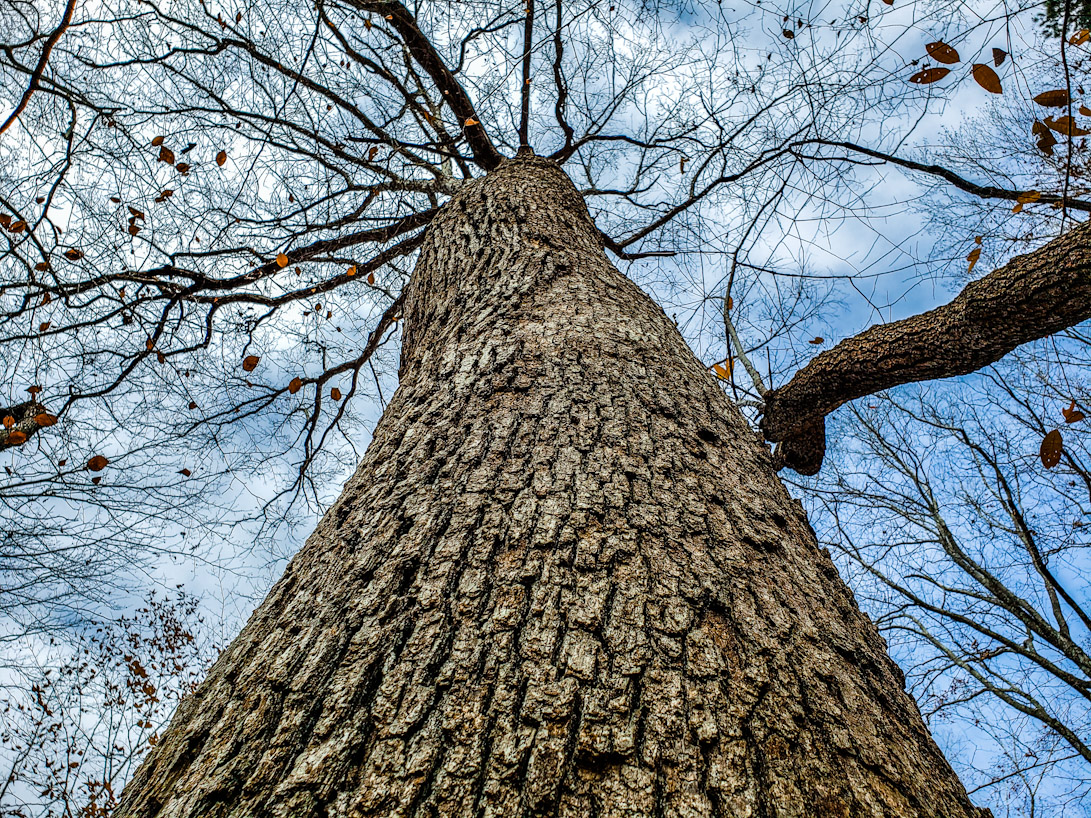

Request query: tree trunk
[{"left": 117, "top": 157, "right": 987, "bottom": 817}]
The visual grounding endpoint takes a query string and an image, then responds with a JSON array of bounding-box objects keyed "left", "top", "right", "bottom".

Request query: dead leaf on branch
[
  {"left": 1033, "top": 89, "right": 1070, "bottom": 107},
  {"left": 1044, "top": 115, "right": 1090, "bottom": 136},
  {"left": 1063, "top": 400, "right": 1086, "bottom": 424},
  {"left": 972, "top": 64, "right": 1002, "bottom": 94},
  {"left": 967, "top": 246, "right": 981, "bottom": 273},
  {"left": 1040, "top": 429, "right": 1063, "bottom": 468},
  {"left": 909, "top": 67, "right": 950, "bottom": 85},
  {"left": 925, "top": 42, "right": 960, "bottom": 64}
]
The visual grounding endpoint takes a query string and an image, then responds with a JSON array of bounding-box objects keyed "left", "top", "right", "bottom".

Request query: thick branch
[
  {"left": 0, "top": 0, "right": 77, "bottom": 137},
  {"left": 345, "top": 0, "right": 503, "bottom": 171},
  {"left": 0, "top": 401, "right": 48, "bottom": 450},
  {"left": 762, "top": 219, "right": 1091, "bottom": 474},
  {"left": 518, "top": 0, "right": 533, "bottom": 153}
]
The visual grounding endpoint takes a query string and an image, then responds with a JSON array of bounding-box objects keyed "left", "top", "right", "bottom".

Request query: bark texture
[
  {"left": 762, "top": 220, "right": 1091, "bottom": 474},
  {"left": 117, "top": 157, "right": 986, "bottom": 817}
]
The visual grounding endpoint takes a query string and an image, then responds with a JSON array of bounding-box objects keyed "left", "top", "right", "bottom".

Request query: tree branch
[
  {"left": 794, "top": 139, "right": 1091, "bottom": 213},
  {"left": 345, "top": 0, "right": 504, "bottom": 171},
  {"left": 0, "top": 0, "right": 77, "bottom": 137},
  {"left": 762, "top": 218, "right": 1091, "bottom": 474}
]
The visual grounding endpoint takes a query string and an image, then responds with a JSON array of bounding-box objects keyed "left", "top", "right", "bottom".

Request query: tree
[
  {"left": 112, "top": 153, "right": 993, "bottom": 817},
  {"left": 1, "top": 0, "right": 1089, "bottom": 813}
]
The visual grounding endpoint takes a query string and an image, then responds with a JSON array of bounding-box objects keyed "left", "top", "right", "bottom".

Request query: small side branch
[{"left": 518, "top": 0, "right": 534, "bottom": 153}]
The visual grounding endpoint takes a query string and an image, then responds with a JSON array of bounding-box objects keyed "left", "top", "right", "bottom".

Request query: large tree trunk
[{"left": 117, "top": 157, "right": 986, "bottom": 817}]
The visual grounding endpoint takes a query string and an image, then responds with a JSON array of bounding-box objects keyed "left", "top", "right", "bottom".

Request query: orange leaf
[
  {"left": 808, "top": 336, "right": 824, "bottom": 344},
  {"left": 367, "top": 271, "right": 376, "bottom": 285},
  {"left": 909, "top": 67, "right": 950, "bottom": 85},
  {"left": 712, "top": 362, "right": 732, "bottom": 380},
  {"left": 242, "top": 355, "right": 260, "bottom": 372},
  {"left": 1063, "top": 400, "right": 1086, "bottom": 424},
  {"left": 216, "top": 150, "right": 227, "bottom": 166},
  {"left": 9, "top": 220, "right": 26, "bottom": 233},
  {"left": 346, "top": 265, "right": 356, "bottom": 276},
  {"left": 925, "top": 42, "right": 960, "bottom": 64},
  {"left": 971, "top": 64, "right": 1002, "bottom": 94},
  {"left": 288, "top": 376, "right": 303, "bottom": 394},
  {"left": 967, "top": 247, "right": 981, "bottom": 273},
  {"left": 175, "top": 162, "right": 190, "bottom": 174},
  {"left": 38, "top": 321, "right": 50, "bottom": 332},
  {"left": 158, "top": 145, "right": 175, "bottom": 164},
  {"left": 179, "top": 468, "right": 192, "bottom": 476},
  {"left": 331, "top": 387, "right": 342, "bottom": 401},
  {"left": 5, "top": 431, "right": 27, "bottom": 446},
  {"left": 464, "top": 117, "right": 479, "bottom": 126},
  {"left": 2, "top": 416, "right": 13, "bottom": 429},
  {"left": 1070, "top": 28, "right": 1090, "bottom": 46},
  {"left": 63, "top": 248, "right": 84, "bottom": 261},
  {"left": 87, "top": 454, "right": 109, "bottom": 472},
  {"left": 276, "top": 253, "right": 289, "bottom": 267},
  {"left": 188, "top": 401, "right": 197, "bottom": 409},
  {"left": 151, "top": 136, "right": 165, "bottom": 146},
  {"left": 1040, "top": 429, "right": 1063, "bottom": 468},
  {"left": 34, "top": 413, "right": 57, "bottom": 427}
]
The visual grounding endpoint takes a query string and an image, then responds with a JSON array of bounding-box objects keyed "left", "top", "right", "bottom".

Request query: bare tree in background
[
  {"left": 804, "top": 334, "right": 1091, "bottom": 815},
  {"left": 0, "top": 589, "right": 216, "bottom": 817}
]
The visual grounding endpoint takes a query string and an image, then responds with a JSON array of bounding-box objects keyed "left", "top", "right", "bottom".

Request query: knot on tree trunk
[{"left": 762, "top": 392, "right": 826, "bottom": 476}]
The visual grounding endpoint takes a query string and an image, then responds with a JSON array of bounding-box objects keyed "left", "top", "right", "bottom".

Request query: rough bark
[
  {"left": 117, "top": 157, "right": 987, "bottom": 817},
  {"left": 762, "top": 220, "right": 1091, "bottom": 475}
]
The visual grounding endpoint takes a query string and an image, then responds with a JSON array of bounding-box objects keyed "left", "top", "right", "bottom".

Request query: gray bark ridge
[{"left": 117, "top": 156, "right": 988, "bottom": 818}]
